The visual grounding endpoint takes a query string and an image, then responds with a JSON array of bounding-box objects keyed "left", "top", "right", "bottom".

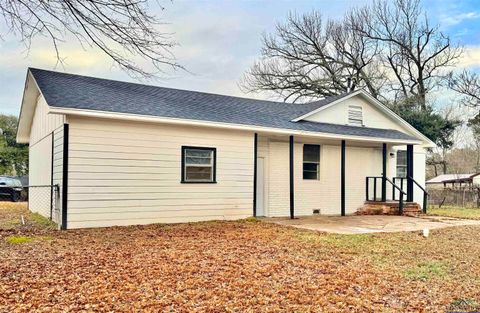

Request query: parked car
[{"left": 0, "top": 176, "right": 23, "bottom": 202}]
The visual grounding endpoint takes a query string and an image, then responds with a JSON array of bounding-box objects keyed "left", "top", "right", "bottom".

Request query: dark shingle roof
[{"left": 29, "top": 68, "right": 417, "bottom": 141}]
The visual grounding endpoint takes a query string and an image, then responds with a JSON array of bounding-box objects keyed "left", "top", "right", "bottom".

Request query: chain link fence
[
  {"left": 0, "top": 184, "right": 60, "bottom": 222},
  {"left": 428, "top": 188, "right": 480, "bottom": 208}
]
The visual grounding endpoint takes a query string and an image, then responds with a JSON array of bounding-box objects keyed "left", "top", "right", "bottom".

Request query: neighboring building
[
  {"left": 16, "top": 68, "right": 434, "bottom": 229},
  {"left": 426, "top": 173, "right": 480, "bottom": 189}
]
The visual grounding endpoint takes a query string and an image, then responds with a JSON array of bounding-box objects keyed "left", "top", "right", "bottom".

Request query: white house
[{"left": 16, "top": 68, "right": 434, "bottom": 229}]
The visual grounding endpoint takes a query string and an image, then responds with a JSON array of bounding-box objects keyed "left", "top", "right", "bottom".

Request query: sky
[{"left": 0, "top": 0, "right": 479, "bottom": 116}]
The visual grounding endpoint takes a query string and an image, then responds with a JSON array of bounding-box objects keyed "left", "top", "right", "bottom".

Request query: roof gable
[{"left": 292, "top": 90, "right": 435, "bottom": 147}]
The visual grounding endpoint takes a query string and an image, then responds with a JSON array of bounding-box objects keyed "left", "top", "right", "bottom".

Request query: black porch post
[
  {"left": 406, "top": 144, "right": 414, "bottom": 202},
  {"left": 253, "top": 133, "right": 258, "bottom": 217},
  {"left": 289, "top": 135, "right": 295, "bottom": 219},
  {"left": 341, "top": 140, "right": 346, "bottom": 216},
  {"left": 381, "top": 143, "right": 387, "bottom": 202}
]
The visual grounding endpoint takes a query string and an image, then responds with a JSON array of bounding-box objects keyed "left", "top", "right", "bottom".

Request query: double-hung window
[
  {"left": 396, "top": 150, "right": 407, "bottom": 178},
  {"left": 182, "top": 146, "right": 216, "bottom": 183},
  {"left": 303, "top": 144, "right": 320, "bottom": 180}
]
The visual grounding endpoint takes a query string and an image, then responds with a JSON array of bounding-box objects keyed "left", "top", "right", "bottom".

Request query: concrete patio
[{"left": 265, "top": 215, "right": 480, "bottom": 234}]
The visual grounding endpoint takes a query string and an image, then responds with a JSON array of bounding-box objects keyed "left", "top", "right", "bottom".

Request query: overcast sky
[{"left": 0, "top": 0, "right": 479, "bottom": 116}]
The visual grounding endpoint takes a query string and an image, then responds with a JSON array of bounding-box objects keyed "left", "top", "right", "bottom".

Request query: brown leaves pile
[{"left": 1, "top": 209, "right": 479, "bottom": 312}]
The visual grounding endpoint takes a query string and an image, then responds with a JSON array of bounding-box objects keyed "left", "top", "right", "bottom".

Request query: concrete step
[{"left": 357, "top": 201, "right": 422, "bottom": 216}]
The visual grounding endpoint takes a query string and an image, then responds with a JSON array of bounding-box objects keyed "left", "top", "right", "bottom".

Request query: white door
[{"left": 256, "top": 158, "right": 265, "bottom": 216}]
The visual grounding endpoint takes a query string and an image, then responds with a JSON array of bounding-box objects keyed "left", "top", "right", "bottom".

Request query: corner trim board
[
  {"left": 61, "top": 123, "right": 69, "bottom": 230},
  {"left": 289, "top": 135, "right": 295, "bottom": 219},
  {"left": 253, "top": 133, "right": 258, "bottom": 217},
  {"left": 341, "top": 140, "right": 346, "bottom": 216},
  {"left": 50, "top": 131, "right": 54, "bottom": 220}
]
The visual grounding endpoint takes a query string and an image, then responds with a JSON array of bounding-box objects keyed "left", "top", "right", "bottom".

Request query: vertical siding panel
[{"left": 28, "top": 94, "right": 65, "bottom": 220}]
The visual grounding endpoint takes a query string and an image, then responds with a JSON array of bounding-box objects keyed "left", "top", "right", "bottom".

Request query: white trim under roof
[
  {"left": 291, "top": 90, "right": 436, "bottom": 148},
  {"left": 16, "top": 71, "right": 43, "bottom": 143},
  {"left": 48, "top": 106, "right": 422, "bottom": 145}
]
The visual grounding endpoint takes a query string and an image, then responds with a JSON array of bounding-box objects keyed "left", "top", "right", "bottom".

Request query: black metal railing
[
  {"left": 409, "top": 176, "right": 428, "bottom": 214},
  {"left": 393, "top": 176, "right": 428, "bottom": 214},
  {"left": 366, "top": 176, "right": 382, "bottom": 202},
  {"left": 392, "top": 177, "right": 406, "bottom": 201},
  {"left": 366, "top": 176, "right": 407, "bottom": 215}
]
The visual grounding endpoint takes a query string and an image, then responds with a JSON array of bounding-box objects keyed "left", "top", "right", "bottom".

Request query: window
[
  {"left": 396, "top": 150, "right": 407, "bottom": 178},
  {"left": 348, "top": 105, "right": 363, "bottom": 126},
  {"left": 303, "top": 144, "right": 320, "bottom": 180},
  {"left": 182, "top": 146, "right": 216, "bottom": 183}
]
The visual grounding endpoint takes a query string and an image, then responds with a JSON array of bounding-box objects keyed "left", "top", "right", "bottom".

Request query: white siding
[
  {"left": 66, "top": 116, "right": 254, "bottom": 229},
  {"left": 265, "top": 139, "right": 384, "bottom": 217},
  {"left": 29, "top": 96, "right": 65, "bottom": 146},
  {"left": 304, "top": 95, "right": 414, "bottom": 136},
  {"left": 52, "top": 126, "right": 64, "bottom": 224},
  {"left": 28, "top": 95, "right": 65, "bottom": 219}
]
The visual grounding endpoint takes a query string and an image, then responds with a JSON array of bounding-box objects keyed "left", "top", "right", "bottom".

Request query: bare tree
[
  {"left": 240, "top": 11, "right": 386, "bottom": 103},
  {"left": 449, "top": 70, "right": 480, "bottom": 108},
  {"left": 0, "top": 0, "right": 183, "bottom": 77},
  {"left": 349, "top": 0, "right": 462, "bottom": 109}
]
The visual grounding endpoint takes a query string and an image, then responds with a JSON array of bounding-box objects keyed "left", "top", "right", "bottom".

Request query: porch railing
[
  {"left": 366, "top": 176, "right": 406, "bottom": 215},
  {"left": 393, "top": 176, "right": 428, "bottom": 214}
]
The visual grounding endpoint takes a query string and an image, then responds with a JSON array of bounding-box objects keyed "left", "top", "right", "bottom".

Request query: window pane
[
  {"left": 185, "top": 166, "right": 212, "bottom": 181},
  {"left": 303, "top": 163, "right": 318, "bottom": 172},
  {"left": 397, "top": 150, "right": 407, "bottom": 165},
  {"left": 186, "top": 149, "right": 212, "bottom": 158},
  {"left": 396, "top": 150, "right": 407, "bottom": 178},
  {"left": 303, "top": 145, "right": 320, "bottom": 162},
  {"left": 186, "top": 156, "right": 211, "bottom": 165},
  {"left": 303, "top": 171, "right": 318, "bottom": 180},
  {"left": 182, "top": 147, "right": 215, "bottom": 182},
  {"left": 397, "top": 167, "right": 407, "bottom": 178},
  {"left": 303, "top": 144, "right": 320, "bottom": 180}
]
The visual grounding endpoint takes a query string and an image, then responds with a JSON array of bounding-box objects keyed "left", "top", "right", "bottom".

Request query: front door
[{"left": 256, "top": 158, "right": 265, "bottom": 216}]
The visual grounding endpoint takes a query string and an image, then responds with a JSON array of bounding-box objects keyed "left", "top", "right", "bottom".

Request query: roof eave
[{"left": 49, "top": 106, "right": 423, "bottom": 145}]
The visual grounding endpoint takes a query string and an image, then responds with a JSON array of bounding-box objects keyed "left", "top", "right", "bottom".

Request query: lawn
[
  {"left": 1, "top": 204, "right": 480, "bottom": 312},
  {"left": 428, "top": 205, "right": 480, "bottom": 220}
]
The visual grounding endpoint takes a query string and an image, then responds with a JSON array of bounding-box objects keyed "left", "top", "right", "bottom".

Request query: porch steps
[{"left": 356, "top": 201, "right": 422, "bottom": 217}]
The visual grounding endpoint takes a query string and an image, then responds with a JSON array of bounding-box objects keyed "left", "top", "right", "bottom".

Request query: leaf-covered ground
[{"left": 1, "top": 204, "right": 480, "bottom": 312}]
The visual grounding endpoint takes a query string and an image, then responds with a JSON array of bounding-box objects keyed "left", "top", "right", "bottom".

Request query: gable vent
[{"left": 348, "top": 105, "right": 363, "bottom": 126}]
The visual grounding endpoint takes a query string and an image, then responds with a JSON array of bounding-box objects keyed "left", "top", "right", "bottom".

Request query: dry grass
[
  {"left": 428, "top": 205, "right": 480, "bottom": 220},
  {"left": 1, "top": 204, "right": 479, "bottom": 312}
]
